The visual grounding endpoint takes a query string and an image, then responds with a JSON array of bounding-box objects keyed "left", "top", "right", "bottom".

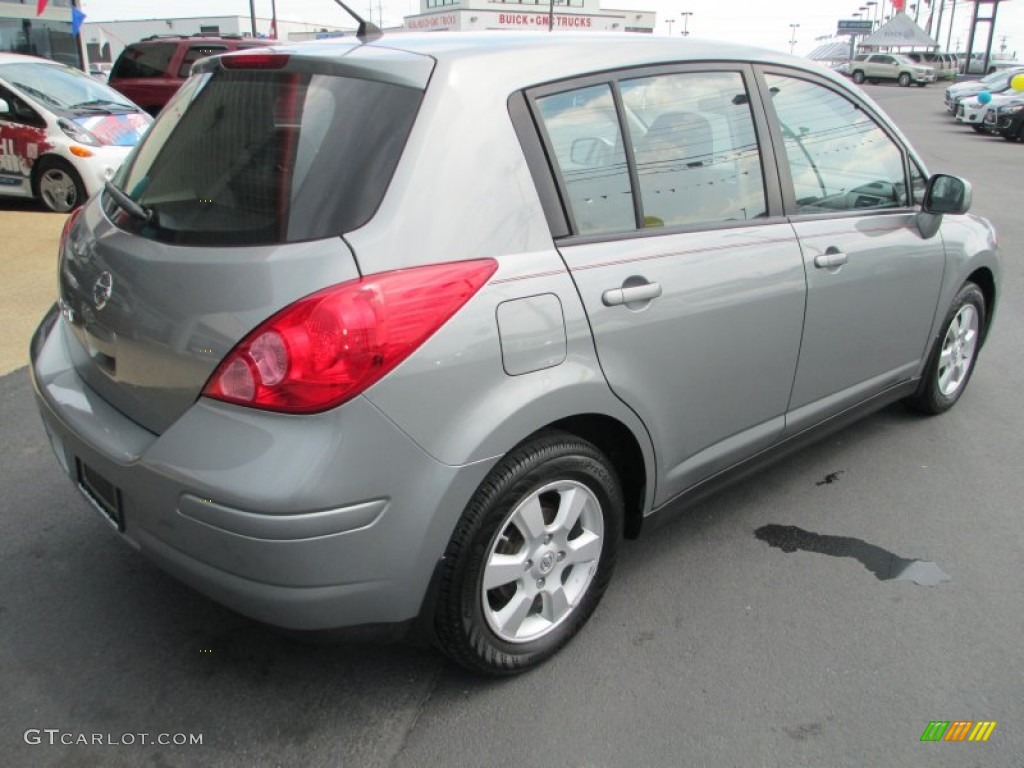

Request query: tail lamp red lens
[
  {"left": 59, "top": 207, "right": 83, "bottom": 255},
  {"left": 202, "top": 259, "right": 497, "bottom": 414},
  {"left": 221, "top": 53, "right": 290, "bottom": 70}
]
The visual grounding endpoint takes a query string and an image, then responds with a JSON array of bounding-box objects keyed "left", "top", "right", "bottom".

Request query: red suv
[{"left": 108, "top": 35, "right": 276, "bottom": 115}]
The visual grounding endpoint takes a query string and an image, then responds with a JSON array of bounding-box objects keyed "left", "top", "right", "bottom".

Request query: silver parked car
[{"left": 31, "top": 33, "right": 999, "bottom": 675}]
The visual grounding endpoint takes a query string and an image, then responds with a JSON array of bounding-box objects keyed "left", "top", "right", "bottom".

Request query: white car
[
  {"left": 945, "top": 67, "right": 1024, "bottom": 113},
  {"left": 957, "top": 90, "right": 1024, "bottom": 131},
  {"left": 0, "top": 53, "right": 151, "bottom": 212}
]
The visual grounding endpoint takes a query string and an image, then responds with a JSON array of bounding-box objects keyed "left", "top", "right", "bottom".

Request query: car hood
[{"left": 70, "top": 112, "right": 151, "bottom": 147}]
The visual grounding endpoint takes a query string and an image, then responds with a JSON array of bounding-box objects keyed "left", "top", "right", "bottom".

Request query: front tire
[
  {"left": 34, "top": 158, "right": 86, "bottom": 213},
  {"left": 906, "top": 282, "right": 986, "bottom": 415},
  {"left": 852, "top": 70, "right": 866, "bottom": 84},
  {"left": 433, "top": 432, "right": 624, "bottom": 676}
]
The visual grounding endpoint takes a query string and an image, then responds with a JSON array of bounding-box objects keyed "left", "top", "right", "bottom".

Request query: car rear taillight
[
  {"left": 59, "top": 207, "right": 83, "bottom": 254},
  {"left": 221, "top": 53, "right": 290, "bottom": 70},
  {"left": 202, "top": 259, "right": 497, "bottom": 414}
]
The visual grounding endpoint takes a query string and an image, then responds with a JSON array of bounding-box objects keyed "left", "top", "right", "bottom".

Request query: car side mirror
[
  {"left": 922, "top": 173, "right": 972, "bottom": 215},
  {"left": 0, "top": 98, "right": 10, "bottom": 116}
]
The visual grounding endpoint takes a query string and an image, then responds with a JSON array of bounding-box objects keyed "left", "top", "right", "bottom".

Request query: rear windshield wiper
[{"left": 104, "top": 181, "right": 153, "bottom": 223}]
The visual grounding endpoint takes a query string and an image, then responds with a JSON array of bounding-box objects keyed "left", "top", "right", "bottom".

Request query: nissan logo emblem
[{"left": 92, "top": 271, "right": 113, "bottom": 311}]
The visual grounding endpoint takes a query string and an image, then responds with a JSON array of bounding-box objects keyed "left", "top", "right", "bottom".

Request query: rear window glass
[
  {"left": 109, "top": 68, "right": 422, "bottom": 246},
  {"left": 177, "top": 46, "right": 227, "bottom": 78},
  {"left": 111, "top": 43, "right": 177, "bottom": 79}
]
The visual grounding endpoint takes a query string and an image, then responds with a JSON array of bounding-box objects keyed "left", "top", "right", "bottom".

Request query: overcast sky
[{"left": 78, "top": 0, "right": 1024, "bottom": 57}]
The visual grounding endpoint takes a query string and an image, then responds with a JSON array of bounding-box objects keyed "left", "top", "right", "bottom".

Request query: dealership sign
[{"left": 836, "top": 19, "right": 874, "bottom": 36}]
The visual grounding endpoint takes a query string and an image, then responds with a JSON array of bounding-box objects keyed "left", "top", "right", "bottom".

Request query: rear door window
[
  {"left": 112, "top": 43, "right": 177, "bottom": 79},
  {"left": 619, "top": 71, "right": 767, "bottom": 228},
  {"left": 112, "top": 67, "right": 424, "bottom": 246}
]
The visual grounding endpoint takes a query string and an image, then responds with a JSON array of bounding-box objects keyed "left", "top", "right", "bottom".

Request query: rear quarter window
[{"left": 111, "top": 43, "right": 177, "bottom": 79}]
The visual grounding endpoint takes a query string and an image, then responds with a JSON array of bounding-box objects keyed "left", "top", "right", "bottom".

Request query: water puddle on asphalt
[{"left": 754, "top": 524, "right": 950, "bottom": 586}]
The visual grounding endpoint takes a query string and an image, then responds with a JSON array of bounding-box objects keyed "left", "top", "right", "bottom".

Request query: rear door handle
[
  {"left": 813, "top": 251, "right": 848, "bottom": 269},
  {"left": 602, "top": 282, "right": 663, "bottom": 307}
]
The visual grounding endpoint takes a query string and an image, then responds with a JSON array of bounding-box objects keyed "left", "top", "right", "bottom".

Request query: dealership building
[
  {"left": 2, "top": 0, "right": 655, "bottom": 73},
  {"left": 404, "top": 0, "right": 655, "bottom": 33},
  {"left": 0, "top": 0, "right": 80, "bottom": 66}
]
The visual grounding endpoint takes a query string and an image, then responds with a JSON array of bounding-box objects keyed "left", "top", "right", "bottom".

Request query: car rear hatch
[{"left": 58, "top": 44, "right": 434, "bottom": 434}]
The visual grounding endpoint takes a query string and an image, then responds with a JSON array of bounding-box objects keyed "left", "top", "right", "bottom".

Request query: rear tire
[
  {"left": 433, "top": 432, "right": 624, "bottom": 676},
  {"left": 906, "top": 282, "right": 986, "bottom": 415},
  {"left": 898, "top": 73, "right": 912, "bottom": 87},
  {"left": 852, "top": 70, "right": 866, "bottom": 84}
]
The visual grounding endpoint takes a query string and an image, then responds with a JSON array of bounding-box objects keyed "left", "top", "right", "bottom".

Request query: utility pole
[
  {"left": 789, "top": 23, "right": 800, "bottom": 54},
  {"left": 947, "top": 1, "right": 958, "bottom": 52},
  {"left": 248, "top": 0, "right": 257, "bottom": 36},
  {"left": 681, "top": 11, "right": 693, "bottom": 36}
]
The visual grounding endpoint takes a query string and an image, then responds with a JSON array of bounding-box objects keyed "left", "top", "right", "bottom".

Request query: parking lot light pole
[
  {"left": 666, "top": 18, "right": 674, "bottom": 35},
  {"left": 249, "top": 0, "right": 257, "bottom": 36},
  {"left": 789, "top": 23, "right": 800, "bottom": 54},
  {"left": 681, "top": 11, "right": 693, "bottom": 36}
]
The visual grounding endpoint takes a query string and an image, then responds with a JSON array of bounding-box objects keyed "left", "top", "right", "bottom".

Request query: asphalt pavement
[{"left": 2, "top": 82, "right": 1022, "bottom": 767}]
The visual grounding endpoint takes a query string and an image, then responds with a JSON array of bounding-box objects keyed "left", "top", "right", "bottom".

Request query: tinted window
[
  {"left": 112, "top": 69, "right": 422, "bottom": 246},
  {"left": 111, "top": 43, "right": 176, "bottom": 79},
  {"left": 177, "top": 46, "right": 227, "bottom": 78},
  {"left": 620, "top": 71, "right": 766, "bottom": 227},
  {"left": 535, "top": 84, "right": 636, "bottom": 236},
  {"left": 766, "top": 74, "right": 908, "bottom": 214}
]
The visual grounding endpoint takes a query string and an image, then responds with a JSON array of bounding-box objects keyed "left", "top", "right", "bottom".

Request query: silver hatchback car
[{"left": 31, "top": 32, "right": 999, "bottom": 675}]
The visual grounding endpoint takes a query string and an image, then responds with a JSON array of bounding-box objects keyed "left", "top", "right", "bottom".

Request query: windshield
[
  {"left": 0, "top": 62, "right": 138, "bottom": 113},
  {"left": 111, "top": 67, "right": 423, "bottom": 246}
]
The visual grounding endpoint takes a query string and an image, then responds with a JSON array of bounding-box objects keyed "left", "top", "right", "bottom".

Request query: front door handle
[
  {"left": 814, "top": 250, "right": 848, "bottom": 269},
  {"left": 602, "top": 281, "right": 663, "bottom": 307}
]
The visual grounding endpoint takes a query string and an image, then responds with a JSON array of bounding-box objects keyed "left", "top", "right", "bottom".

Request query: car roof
[
  {"left": 0, "top": 52, "right": 64, "bottom": 67},
  {"left": 268, "top": 31, "right": 835, "bottom": 92},
  {"left": 132, "top": 35, "right": 263, "bottom": 43}
]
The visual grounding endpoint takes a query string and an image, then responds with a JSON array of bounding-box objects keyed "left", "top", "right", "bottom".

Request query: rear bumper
[{"left": 30, "top": 305, "right": 495, "bottom": 630}]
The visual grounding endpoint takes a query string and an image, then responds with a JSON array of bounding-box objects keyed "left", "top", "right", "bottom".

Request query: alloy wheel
[
  {"left": 481, "top": 480, "right": 604, "bottom": 643},
  {"left": 937, "top": 304, "right": 979, "bottom": 397}
]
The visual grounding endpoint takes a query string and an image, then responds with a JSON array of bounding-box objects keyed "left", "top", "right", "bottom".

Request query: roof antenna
[{"left": 330, "top": 0, "right": 383, "bottom": 42}]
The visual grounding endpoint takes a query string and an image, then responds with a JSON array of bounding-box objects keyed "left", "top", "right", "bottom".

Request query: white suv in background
[{"left": 849, "top": 54, "right": 937, "bottom": 87}]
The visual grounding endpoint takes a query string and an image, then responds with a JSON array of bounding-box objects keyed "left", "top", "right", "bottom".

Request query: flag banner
[
  {"left": 72, "top": 7, "right": 86, "bottom": 36},
  {"left": 36, "top": 0, "right": 48, "bottom": 16}
]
